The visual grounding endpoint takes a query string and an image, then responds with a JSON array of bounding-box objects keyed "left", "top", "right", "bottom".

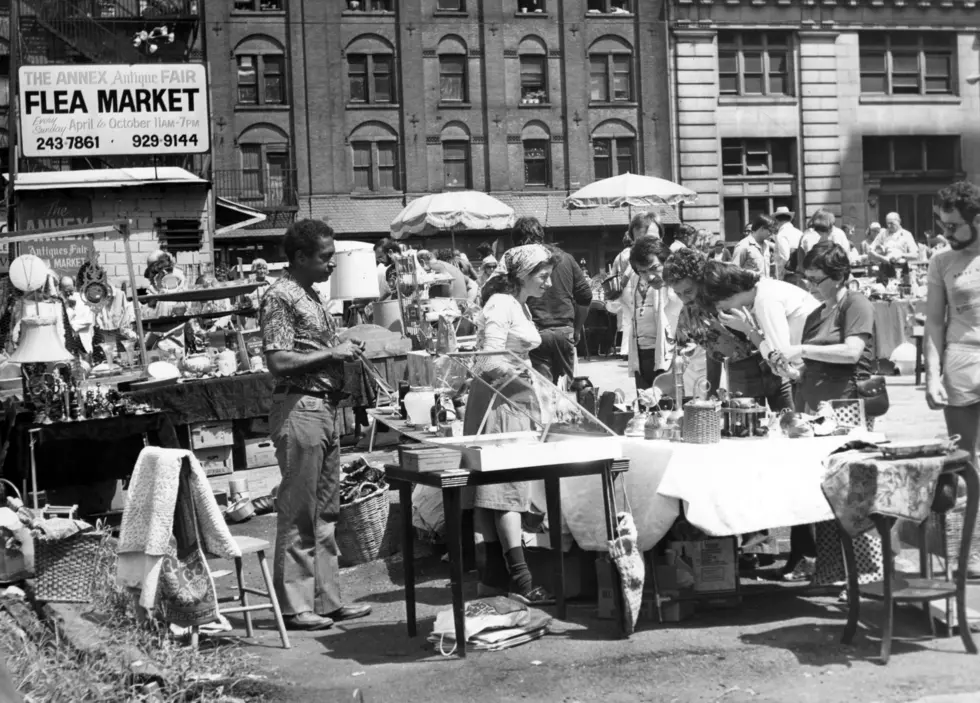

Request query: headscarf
[
  {"left": 490, "top": 244, "right": 551, "bottom": 283},
  {"left": 481, "top": 255, "right": 497, "bottom": 268}
]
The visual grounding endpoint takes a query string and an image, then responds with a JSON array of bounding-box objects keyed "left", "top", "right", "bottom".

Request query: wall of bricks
[{"left": 205, "top": 0, "right": 674, "bottom": 237}]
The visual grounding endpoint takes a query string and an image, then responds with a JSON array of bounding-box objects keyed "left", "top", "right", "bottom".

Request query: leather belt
[{"left": 274, "top": 385, "right": 345, "bottom": 403}]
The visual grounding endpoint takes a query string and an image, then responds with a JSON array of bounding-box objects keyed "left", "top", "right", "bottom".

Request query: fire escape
[{"left": 16, "top": 0, "right": 203, "bottom": 171}]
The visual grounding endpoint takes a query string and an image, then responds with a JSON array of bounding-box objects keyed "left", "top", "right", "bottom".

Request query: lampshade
[
  {"left": 330, "top": 240, "right": 380, "bottom": 300},
  {"left": 9, "top": 316, "right": 72, "bottom": 364},
  {"left": 9, "top": 255, "right": 51, "bottom": 293}
]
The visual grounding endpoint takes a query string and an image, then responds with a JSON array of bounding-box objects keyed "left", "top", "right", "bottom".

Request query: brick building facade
[
  {"left": 669, "top": 0, "right": 980, "bottom": 243},
  {"left": 206, "top": 0, "right": 674, "bottom": 271}
]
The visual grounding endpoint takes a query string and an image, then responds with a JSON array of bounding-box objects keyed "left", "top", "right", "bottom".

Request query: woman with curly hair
[{"left": 467, "top": 244, "right": 560, "bottom": 606}]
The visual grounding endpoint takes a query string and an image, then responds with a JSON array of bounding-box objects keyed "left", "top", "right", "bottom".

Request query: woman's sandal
[{"left": 508, "top": 585, "right": 556, "bottom": 607}]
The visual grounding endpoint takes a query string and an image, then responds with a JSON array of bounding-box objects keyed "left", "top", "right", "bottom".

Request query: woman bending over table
[
  {"left": 700, "top": 261, "right": 822, "bottom": 580},
  {"left": 787, "top": 241, "right": 884, "bottom": 591},
  {"left": 464, "top": 244, "right": 560, "bottom": 606}
]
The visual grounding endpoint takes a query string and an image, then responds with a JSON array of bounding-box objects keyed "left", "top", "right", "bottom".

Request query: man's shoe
[
  {"left": 321, "top": 604, "right": 372, "bottom": 622},
  {"left": 284, "top": 612, "right": 334, "bottom": 631}
]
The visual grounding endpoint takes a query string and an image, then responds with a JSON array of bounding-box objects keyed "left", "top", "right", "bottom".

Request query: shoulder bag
[{"left": 841, "top": 292, "right": 889, "bottom": 417}]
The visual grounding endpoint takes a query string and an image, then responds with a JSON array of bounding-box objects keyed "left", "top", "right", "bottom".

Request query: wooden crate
[{"left": 398, "top": 445, "right": 463, "bottom": 472}]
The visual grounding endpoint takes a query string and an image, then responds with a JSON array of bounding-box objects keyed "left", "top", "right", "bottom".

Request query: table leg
[
  {"left": 544, "top": 476, "right": 566, "bottom": 620},
  {"left": 839, "top": 525, "right": 861, "bottom": 645},
  {"left": 874, "top": 514, "right": 895, "bottom": 664},
  {"left": 956, "top": 464, "right": 979, "bottom": 655},
  {"left": 397, "top": 480, "right": 416, "bottom": 637},
  {"left": 442, "top": 486, "right": 467, "bottom": 658},
  {"left": 28, "top": 430, "right": 39, "bottom": 510}
]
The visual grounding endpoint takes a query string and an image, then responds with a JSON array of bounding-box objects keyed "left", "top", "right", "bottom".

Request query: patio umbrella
[
  {"left": 390, "top": 191, "right": 517, "bottom": 246},
  {"left": 563, "top": 172, "right": 697, "bottom": 210}
]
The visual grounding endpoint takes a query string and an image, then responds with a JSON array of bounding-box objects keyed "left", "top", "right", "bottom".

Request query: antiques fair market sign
[
  {"left": 17, "top": 239, "right": 96, "bottom": 278},
  {"left": 19, "top": 64, "right": 210, "bottom": 158}
]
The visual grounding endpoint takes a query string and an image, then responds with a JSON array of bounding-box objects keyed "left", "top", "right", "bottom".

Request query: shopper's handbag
[{"left": 856, "top": 375, "right": 889, "bottom": 417}]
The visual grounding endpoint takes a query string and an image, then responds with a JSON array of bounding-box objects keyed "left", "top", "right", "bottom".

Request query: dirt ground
[{"left": 210, "top": 361, "right": 980, "bottom": 703}]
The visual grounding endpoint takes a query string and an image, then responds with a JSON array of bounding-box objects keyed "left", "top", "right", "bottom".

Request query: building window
[
  {"left": 593, "top": 137, "right": 634, "bottom": 179},
  {"left": 238, "top": 145, "right": 295, "bottom": 207},
  {"left": 234, "top": 0, "right": 282, "bottom": 11},
  {"left": 352, "top": 140, "right": 400, "bottom": 192},
  {"left": 718, "top": 31, "right": 791, "bottom": 97},
  {"left": 346, "top": 0, "right": 392, "bottom": 9},
  {"left": 520, "top": 55, "right": 547, "bottom": 104},
  {"left": 237, "top": 55, "right": 286, "bottom": 105},
  {"left": 589, "top": 49, "right": 632, "bottom": 103},
  {"left": 587, "top": 0, "right": 631, "bottom": 13},
  {"left": 724, "top": 197, "right": 794, "bottom": 241},
  {"left": 721, "top": 138, "right": 795, "bottom": 177},
  {"left": 437, "top": 0, "right": 463, "bottom": 10},
  {"left": 523, "top": 139, "right": 550, "bottom": 187},
  {"left": 439, "top": 55, "right": 468, "bottom": 102},
  {"left": 348, "top": 54, "right": 394, "bottom": 104},
  {"left": 859, "top": 32, "right": 955, "bottom": 96},
  {"left": 518, "top": 0, "right": 543, "bottom": 12},
  {"left": 442, "top": 141, "right": 471, "bottom": 189},
  {"left": 862, "top": 136, "right": 959, "bottom": 174}
]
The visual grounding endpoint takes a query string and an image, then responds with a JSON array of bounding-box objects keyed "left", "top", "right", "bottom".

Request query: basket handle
[{"left": 0, "top": 478, "right": 21, "bottom": 502}]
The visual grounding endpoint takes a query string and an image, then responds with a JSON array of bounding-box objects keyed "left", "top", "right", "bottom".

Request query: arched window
[
  {"left": 441, "top": 122, "right": 471, "bottom": 190},
  {"left": 521, "top": 122, "right": 551, "bottom": 187},
  {"left": 235, "top": 36, "right": 287, "bottom": 106},
  {"left": 592, "top": 120, "right": 636, "bottom": 179},
  {"left": 237, "top": 124, "right": 293, "bottom": 206},
  {"left": 438, "top": 36, "right": 468, "bottom": 103},
  {"left": 518, "top": 36, "right": 548, "bottom": 104},
  {"left": 350, "top": 122, "right": 400, "bottom": 192},
  {"left": 588, "top": 36, "right": 632, "bottom": 103},
  {"left": 347, "top": 35, "right": 396, "bottom": 105}
]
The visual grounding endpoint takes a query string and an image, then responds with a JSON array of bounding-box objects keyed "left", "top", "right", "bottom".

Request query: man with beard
[{"left": 926, "top": 181, "right": 980, "bottom": 577}]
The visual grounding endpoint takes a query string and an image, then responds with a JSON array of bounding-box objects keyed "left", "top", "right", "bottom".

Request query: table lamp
[{"left": 331, "top": 240, "right": 381, "bottom": 327}]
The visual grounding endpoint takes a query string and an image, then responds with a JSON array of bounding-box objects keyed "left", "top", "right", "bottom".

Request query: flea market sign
[{"left": 18, "top": 64, "right": 210, "bottom": 158}]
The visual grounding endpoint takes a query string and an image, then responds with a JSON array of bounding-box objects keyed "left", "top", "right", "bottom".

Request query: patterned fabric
[
  {"left": 675, "top": 301, "right": 758, "bottom": 364},
  {"left": 821, "top": 449, "right": 946, "bottom": 537},
  {"left": 813, "top": 520, "right": 883, "bottom": 586},
  {"left": 489, "top": 244, "right": 552, "bottom": 281},
  {"left": 260, "top": 269, "right": 344, "bottom": 394}
]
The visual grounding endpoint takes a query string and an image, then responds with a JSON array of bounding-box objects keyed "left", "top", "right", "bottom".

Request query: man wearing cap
[{"left": 772, "top": 206, "right": 803, "bottom": 281}]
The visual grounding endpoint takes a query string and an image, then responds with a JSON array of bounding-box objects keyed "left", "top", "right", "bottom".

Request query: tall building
[
  {"left": 668, "top": 0, "right": 980, "bottom": 242},
  {"left": 205, "top": 0, "right": 674, "bottom": 270}
]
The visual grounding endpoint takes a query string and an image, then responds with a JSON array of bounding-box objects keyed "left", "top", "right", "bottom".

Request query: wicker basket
[
  {"left": 337, "top": 485, "right": 391, "bottom": 567},
  {"left": 681, "top": 402, "right": 721, "bottom": 444},
  {"left": 34, "top": 531, "right": 104, "bottom": 603}
]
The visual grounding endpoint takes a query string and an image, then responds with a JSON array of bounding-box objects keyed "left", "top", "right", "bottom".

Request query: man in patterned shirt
[{"left": 261, "top": 219, "right": 371, "bottom": 631}]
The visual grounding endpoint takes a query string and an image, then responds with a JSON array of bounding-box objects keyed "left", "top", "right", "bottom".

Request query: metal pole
[
  {"left": 6, "top": 0, "right": 20, "bottom": 237},
  {"left": 120, "top": 221, "right": 149, "bottom": 367}
]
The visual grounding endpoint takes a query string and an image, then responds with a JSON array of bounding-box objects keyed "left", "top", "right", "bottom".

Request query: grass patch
[{"left": 0, "top": 534, "right": 267, "bottom": 702}]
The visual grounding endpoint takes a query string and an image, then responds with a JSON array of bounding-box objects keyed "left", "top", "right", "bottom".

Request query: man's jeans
[
  {"left": 530, "top": 326, "right": 575, "bottom": 384},
  {"left": 270, "top": 393, "right": 343, "bottom": 616}
]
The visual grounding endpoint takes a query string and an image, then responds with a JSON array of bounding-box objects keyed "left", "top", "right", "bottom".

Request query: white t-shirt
[
  {"left": 752, "top": 278, "right": 821, "bottom": 358},
  {"left": 872, "top": 228, "right": 918, "bottom": 260},
  {"left": 774, "top": 222, "right": 803, "bottom": 278},
  {"left": 476, "top": 293, "right": 541, "bottom": 360},
  {"left": 800, "top": 227, "right": 850, "bottom": 255},
  {"left": 927, "top": 247, "right": 980, "bottom": 349}
]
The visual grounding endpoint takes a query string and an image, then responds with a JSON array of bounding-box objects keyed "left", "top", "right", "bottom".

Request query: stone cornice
[{"left": 675, "top": 0, "right": 975, "bottom": 6}]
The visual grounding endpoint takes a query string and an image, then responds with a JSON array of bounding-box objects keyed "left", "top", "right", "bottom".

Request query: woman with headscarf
[{"left": 466, "top": 244, "right": 560, "bottom": 606}]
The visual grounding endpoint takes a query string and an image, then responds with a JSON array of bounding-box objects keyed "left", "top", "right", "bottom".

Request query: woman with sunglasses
[{"left": 785, "top": 241, "right": 883, "bottom": 594}]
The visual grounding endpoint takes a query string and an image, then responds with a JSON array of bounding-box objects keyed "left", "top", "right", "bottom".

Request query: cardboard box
[
  {"left": 194, "top": 445, "right": 234, "bottom": 476},
  {"left": 242, "top": 437, "right": 277, "bottom": 470},
  {"left": 190, "top": 421, "right": 234, "bottom": 450},
  {"left": 668, "top": 538, "right": 738, "bottom": 594}
]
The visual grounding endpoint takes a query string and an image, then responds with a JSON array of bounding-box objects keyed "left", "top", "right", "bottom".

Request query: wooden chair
[{"left": 193, "top": 535, "right": 291, "bottom": 649}]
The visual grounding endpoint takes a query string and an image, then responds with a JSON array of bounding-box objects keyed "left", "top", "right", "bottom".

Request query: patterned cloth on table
[
  {"left": 117, "top": 447, "right": 241, "bottom": 627},
  {"left": 815, "top": 448, "right": 945, "bottom": 586}
]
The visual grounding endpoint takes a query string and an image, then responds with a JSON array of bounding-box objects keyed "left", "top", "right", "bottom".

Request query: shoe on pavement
[
  {"left": 782, "top": 556, "right": 815, "bottom": 582},
  {"left": 284, "top": 612, "right": 334, "bottom": 631},
  {"left": 321, "top": 604, "right": 372, "bottom": 622},
  {"left": 508, "top": 585, "right": 555, "bottom": 607}
]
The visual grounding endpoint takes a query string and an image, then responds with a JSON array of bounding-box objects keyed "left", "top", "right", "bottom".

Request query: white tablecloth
[{"left": 562, "top": 436, "right": 865, "bottom": 552}]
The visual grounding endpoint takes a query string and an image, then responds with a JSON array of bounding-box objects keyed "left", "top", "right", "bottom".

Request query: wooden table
[
  {"left": 385, "top": 456, "right": 630, "bottom": 657},
  {"left": 839, "top": 449, "right": 978, "bottom": 663}
]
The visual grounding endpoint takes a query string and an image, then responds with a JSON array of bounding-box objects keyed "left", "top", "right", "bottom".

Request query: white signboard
[{"left": 19, "top": 64, "right": 210, "bottom": 158}]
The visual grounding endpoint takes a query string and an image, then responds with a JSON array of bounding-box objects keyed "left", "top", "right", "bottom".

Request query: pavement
[{"left": 209, "top": 360, "right": 980, "bottom": 703}]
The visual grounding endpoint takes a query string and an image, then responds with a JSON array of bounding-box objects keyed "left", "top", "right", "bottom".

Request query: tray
[{"left": 878, "top": 435, "right": 960, "bottom": 460}]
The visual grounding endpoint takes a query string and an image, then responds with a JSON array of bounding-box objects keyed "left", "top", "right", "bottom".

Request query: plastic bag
[
  {"left": 431, "top": 597, "right": 530, "bottom": 656},
  {"left": 411, "top": 485, "right": 445, "bottom": 539}
]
